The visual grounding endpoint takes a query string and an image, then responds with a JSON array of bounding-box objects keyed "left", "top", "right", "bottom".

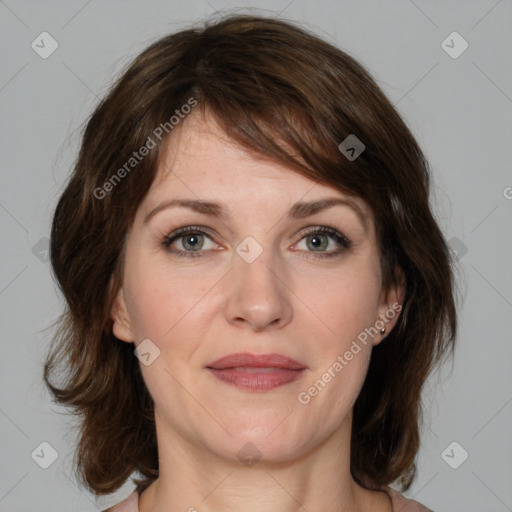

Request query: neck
[{"left": 138, "top": 409, "right": 391, "bottom": 512}]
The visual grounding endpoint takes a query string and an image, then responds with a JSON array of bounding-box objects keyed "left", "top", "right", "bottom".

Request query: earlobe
[
  {"left": 374, "top": 279, "right": 405, "bottom": 345},
  {"left": 111, "top": 288, "right": 134, "bottom": 343}
]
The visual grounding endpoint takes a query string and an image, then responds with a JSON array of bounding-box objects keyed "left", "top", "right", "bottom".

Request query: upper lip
[{"left": 206, "top": 352, "right": 306, "bottom": 370}]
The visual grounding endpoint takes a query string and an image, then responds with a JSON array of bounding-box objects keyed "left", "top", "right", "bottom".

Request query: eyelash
[{"left": 161, "top": 225, "right": 352, "bottom": 260}]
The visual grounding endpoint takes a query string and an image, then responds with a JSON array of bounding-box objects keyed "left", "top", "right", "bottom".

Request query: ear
[
  {"left": 110, "top": 287, "right": 135, "bottom": 343},
  {"left": 373, "top": 271, "right": 405, "bottom": 346}
]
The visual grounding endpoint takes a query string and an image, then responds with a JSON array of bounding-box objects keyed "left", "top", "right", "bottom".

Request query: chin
[
  {"left": 203, "top": 416, "right": 311, "bottom": 464},
  {"left": 218, "top": 436, "right": 304, "bottom": 467}
]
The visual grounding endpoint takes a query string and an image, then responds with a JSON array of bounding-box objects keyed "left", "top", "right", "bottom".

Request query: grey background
[{"left": 1, "top": 1, "right": 511, "bottom": 511}]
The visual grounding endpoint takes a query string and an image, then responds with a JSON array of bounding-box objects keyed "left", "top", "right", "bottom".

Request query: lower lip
[{"left": 207, "top": 367, "right": 306, "bottom": 391}]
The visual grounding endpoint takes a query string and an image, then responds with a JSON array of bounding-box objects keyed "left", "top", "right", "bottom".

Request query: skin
[{"left": 111, "top": 109, "right": 403, "bottom": 512}]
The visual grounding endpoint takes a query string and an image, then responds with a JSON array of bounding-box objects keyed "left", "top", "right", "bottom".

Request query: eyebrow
[{"left": 143, "top": 196, "right": 368, "bottom": 231}]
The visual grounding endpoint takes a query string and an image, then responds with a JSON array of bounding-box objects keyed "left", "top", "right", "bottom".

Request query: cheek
[
  {"left": 123, "top": 252, "right": 214, "bottom": 342},
  {"left": 294, "top": 259, "right": 380, "bottom": 409},
  {"left": 298, "top": 309, "right": 374, "bottom": 429},
  {"left": 304, "top": 262, "right": 382, "bottom": 348}
]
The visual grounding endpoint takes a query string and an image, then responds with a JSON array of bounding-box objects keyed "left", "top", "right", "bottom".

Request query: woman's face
[{"left": 112, "top": 111, "right": 401, "bottom": 464}]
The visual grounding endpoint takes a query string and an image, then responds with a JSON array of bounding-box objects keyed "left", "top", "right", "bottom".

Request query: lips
[
  {"left": 206, "top": 352, "right": 307, "bottom": 391},
  {"left": 207, "top": 352, "right": 306, "bottom": 370}
]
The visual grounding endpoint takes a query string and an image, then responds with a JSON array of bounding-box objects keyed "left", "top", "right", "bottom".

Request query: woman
[{"left": 44, "top": 14, "right": 456, "bottom": 512}]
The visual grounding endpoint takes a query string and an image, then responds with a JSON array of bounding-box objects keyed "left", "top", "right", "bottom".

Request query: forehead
[
  {"left": 155, "top": 110, "right": 300, "bottom": 183},
  {"left": 142, "top": 109, "right": 373, "bottom": 225}
]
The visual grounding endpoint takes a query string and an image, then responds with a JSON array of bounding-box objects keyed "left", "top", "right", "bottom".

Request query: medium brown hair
[{"left": 44, "top": 13, "right": 457, "bottom": 496}]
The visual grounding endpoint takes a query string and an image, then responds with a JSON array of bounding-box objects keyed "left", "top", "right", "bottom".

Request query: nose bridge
[{"left": 224, "top": 236, "right": 293, "bottom": 330}]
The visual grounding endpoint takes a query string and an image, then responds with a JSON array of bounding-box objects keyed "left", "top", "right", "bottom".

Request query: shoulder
[
  {"left": 102, "top": 490, "right": 139, "bottom": 512},
  {"left": 383, "top": 485, "right": 435, "bottom": 512}
]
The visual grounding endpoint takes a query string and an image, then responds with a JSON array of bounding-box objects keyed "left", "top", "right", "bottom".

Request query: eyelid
[
  {"left": 162, "top": 225, "right": 219, "bottom": 250},
  {"left": 295, "top": 225, "right": 351, "bottom": 246},
  {"left": 161, "top": 224, "right": 352, "bottom": 258}
]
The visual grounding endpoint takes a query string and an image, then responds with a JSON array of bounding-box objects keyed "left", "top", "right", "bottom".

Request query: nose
[{"left": 223, "top": 244, "right": 293, "bottom": 332}]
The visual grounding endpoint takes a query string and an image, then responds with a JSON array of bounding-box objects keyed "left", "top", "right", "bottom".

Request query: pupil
[
  {"left": 185, "top": 235, "right": 201, "bottom": 250},
  {"left": 309, "top": 234, "right": 326, "bottom": 250}
]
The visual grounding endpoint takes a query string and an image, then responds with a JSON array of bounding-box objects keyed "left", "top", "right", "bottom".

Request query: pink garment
[
  {"left": 103, "top": 485, "right": 433, "bottom": 511},
  {"left": 385, "top": 486, "right": 434, "bottom": 511},
  {"left": 102, "top": 490, "right": 138, "bottom": 512}
]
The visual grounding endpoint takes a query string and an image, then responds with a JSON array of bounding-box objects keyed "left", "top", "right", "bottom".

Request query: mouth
[{"left": 206, "top": 352, "right": 307, "bottom": 391}]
